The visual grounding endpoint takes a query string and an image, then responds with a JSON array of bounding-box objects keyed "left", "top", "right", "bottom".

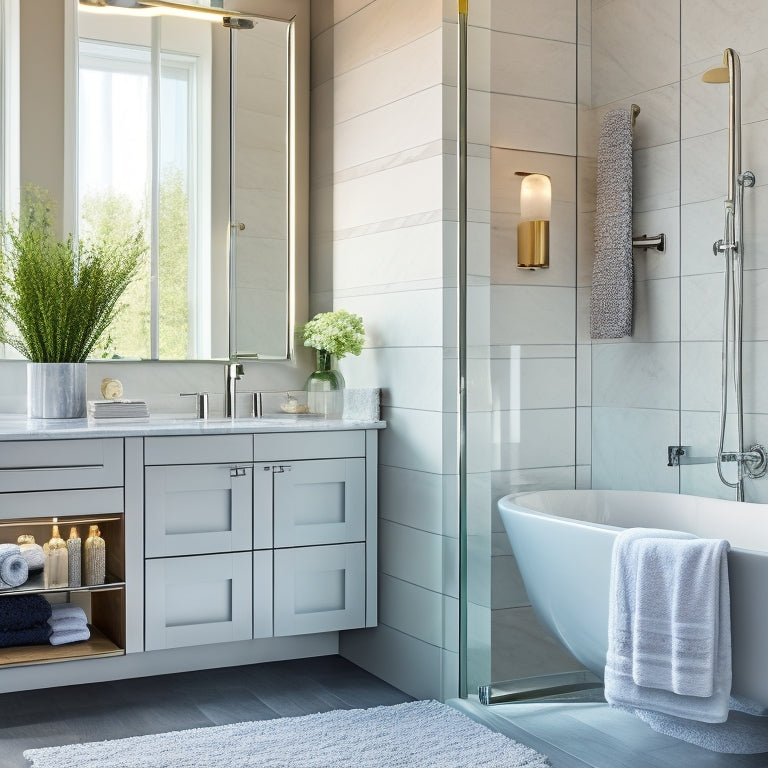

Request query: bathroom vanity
[{"left": 0, "top": 417, "right": 381, "bottom": 692}]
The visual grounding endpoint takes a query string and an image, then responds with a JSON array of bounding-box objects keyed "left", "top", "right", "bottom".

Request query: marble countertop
[{"left": 0, "top": 415, "right": 386, "bottom": 440}]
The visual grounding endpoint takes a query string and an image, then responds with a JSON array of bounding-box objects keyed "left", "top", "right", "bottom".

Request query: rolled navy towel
[
  {"left": 0, "top": 544, "right": 29, "bottom": 589},
  {"left": 50, "top": 626, "right": 90, "bottom": 646},
  {"left": 0, "top": 623, "right": 52, "bottom": 648},
  {"left": 50, "top": 603, "right": 88, "bottom": 623},
  {"left": 0, "top": 594, "right": 52, "bottom": 631}
]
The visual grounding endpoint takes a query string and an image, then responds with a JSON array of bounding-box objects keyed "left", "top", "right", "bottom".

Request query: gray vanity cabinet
[{"left": 143, "top": 430, "right": 372, "bottom": 651}]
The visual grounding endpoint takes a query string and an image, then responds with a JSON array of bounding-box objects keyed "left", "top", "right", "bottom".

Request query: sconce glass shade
[
  {"left": 519, "top": 173, "right": 551, "bottom": 221},
  {"left": 518, "top": 173, "right": 551, "bottom": 269}
]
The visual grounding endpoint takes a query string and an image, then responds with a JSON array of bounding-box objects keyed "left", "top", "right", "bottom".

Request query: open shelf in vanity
[{"left": 0, "top": 513, "right": 126, "bottom": 667}]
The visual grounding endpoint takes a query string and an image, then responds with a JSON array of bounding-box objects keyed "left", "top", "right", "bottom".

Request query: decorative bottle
[
  {"left": 44, "top": 520, "right": 68, "bottom": 589},
  {"left": 67, "top": 527, "right": 82, "bottom": 588},
  {"left": 84, "top": 525, "right": 106, "bottom": 586}
]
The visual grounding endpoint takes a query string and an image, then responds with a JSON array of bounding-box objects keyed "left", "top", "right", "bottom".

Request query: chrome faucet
[{"left": 224, "top": 362, "right": 244, "bottom": 418}]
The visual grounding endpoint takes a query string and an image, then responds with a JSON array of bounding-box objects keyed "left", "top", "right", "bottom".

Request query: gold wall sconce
[{"left": 516, "top": 172, "right": 551, "bottom": 269}]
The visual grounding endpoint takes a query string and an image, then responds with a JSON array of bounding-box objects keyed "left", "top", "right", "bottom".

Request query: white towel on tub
[{"left": 604, "top": 527, "right": 732, "bottom": 723}]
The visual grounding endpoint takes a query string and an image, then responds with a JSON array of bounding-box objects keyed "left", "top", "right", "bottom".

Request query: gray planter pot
[{"left": 27, "top": 363, "right": 87, "bottom": 419}]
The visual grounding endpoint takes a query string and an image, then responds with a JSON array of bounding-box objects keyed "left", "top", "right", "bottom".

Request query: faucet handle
[
  {"left": 180, "top": 392, "right": 210, "bottom": 419},
  {"left": 226, "top": 362, "right": 244, "bottom": 379}
]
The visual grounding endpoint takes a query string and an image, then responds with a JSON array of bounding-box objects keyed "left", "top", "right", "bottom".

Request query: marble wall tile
[
  {"left": 490, "top": 31, "right": 576, "bottom": 104},
  {"left": 316, "top": 0, "right": 441, "bottom": 82},
  {"left": 379, "top": 573, "right": 444, "bottom": 647},
  {"left": 492, "top": 407, "right": 576, "bottom": 471},
  {"left": 680, "top": 131, "right": 727, "bottom": 206},
  {"left": 680, "top": 0, "right": 768, "bottom": 66},
  {"left": 330, "top": 86, "right": 443, "bottom": 174},
  {"left": 632, "top": 276, "right": 680, "bottom": 344},
  {"left": 491, "top": 0, "right": 577, "bottom": 43},
  {"left": 491, "top": 94, "right": 577, "bottom": 156},
  {"left": 330, "top": 29, "right": 443, "bottom": 125},
  {"left": 633, "top": 142, "right": 680, "bottom": 213},
  {"left": 680, "top": 341, "right": 721, "bottom": 413},
  {"left": 632, "top": 206, "right": 680, "bottom": 282},
  {"left": 681, "top": 272, "right": 725, "bottom": 342},
  {"left": 333, "top": 155, "right": 443, "bottom": 232},
  {"left": 592, "top": 406, "right": 680, "bottom": 492},
  {"left": 592, "top": 342, "right": 679, "bottom": 410},
  {"left": 491, "top": 285, "right": 576, "bottom": 346},
  {"left": 591, "top": 0, "right": 679, "bottom": 107},
  {"left": 679, "top": 408, "right": 738, "bottom": 499},
  {"left": 379, "top": 406, "right": 448, "bottom": 475},
  {"left": 490, "top": 357, "right": 576, "bottom": 411}
]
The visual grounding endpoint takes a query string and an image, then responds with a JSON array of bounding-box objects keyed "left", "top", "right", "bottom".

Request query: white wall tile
[
  {"left": 680, "top": 0, "right": 768, "bottom": 66},
  {"left": 379, "top": 406, "right": 448, "bottom": 475},
  {"left": 490, "top": 31, "right": 576, "bottom": 104},
  {"left": 492, "top": 407, "right": 576, "bottom": 471},
  {"left": 577, "top": 405, "right": 591, "bottom": 465},
  {"left": 339, "top": 346, "right": 444, "bottom": 411},
  {"left": 632, "top": 277, "right": 680, "bottom": 343},
  {"left": 492, "top": 554, "right": 528, "bottom": 610},
  {"left": 491, "top": 285, "right": 576, "bottom": 346},
  {"left": 330, "top": 29, "right": 443, "bottom": 124},
  {"left": 491, "top": 0, "right": 576, "bottom": 43},
  {"left": 632, "top": 206, "right": 680, "bottom": 282},
  {"left": 491, "top": 94, "right": 577, "bottom": 156},
  {"left": 592, "top": 0, "right": 679, "bottom": 106},
  {"left": 378, "top": 465, "right": 447, "bottom": 535},
  {"left": 592, "top": 407, "right": 679, "bottom": 492},
  {"left": 379, "top": 519, "right": 445, "bottom": 593},
  {"left": 490, "top": 357, "right": 576, "bottom": 411},
  {"left": 592, "top": 342, "right": 679, "bottom": 410},
  {"left": 634, "top": 142, "right": 680, "bottom": 213},
  {"left": 379, "top": 573, "right": 444, "bottom": 647}
]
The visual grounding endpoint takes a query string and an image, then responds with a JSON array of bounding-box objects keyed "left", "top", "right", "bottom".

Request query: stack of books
[{"left": 88, "top": 399, "right": 149, "bottom": 422}]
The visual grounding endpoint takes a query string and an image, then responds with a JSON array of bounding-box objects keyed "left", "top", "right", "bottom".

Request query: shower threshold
[{"left": 479, "top": 670, "right": 604, "bottom": 705}]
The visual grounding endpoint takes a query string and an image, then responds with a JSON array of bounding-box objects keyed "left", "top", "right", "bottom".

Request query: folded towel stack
[
  {"left": 48, "top": 603, "right": 90, "bottom": 646},
  {"left": 605, "top": 527, "right": 732, "bottom": 724},
  {"left": 0, "top": 543, "right": 29, "bottom": 589},
  {"left": 0, "top": 594, "right": 52, "bottom": 647}
]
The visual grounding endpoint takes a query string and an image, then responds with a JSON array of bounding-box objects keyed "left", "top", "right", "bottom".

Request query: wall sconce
[{"left": 516, "top": 172, "right": 551, "bottom": 269}]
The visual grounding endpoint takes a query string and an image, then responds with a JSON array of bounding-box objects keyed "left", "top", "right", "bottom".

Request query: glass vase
[{"left": 305, "top": 349, "right": 345, "bottom": 418}]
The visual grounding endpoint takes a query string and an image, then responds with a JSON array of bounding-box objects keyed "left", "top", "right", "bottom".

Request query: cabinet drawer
[
  {"left": 253, "top": 431, "right": 364, "bottom": 461},
  {"left": 274, "top": 543, "right": 365, "bottom": 636},
  {"left": 273, "top": 459, "right": 365, "bottom": 547},
  {"left": 145, "top": 552, "right": 253, "bottom": 650},
  {"left": 0, "top": 439, "right": 123, "bottom": 492},
  {"left": 145, "top": 465, "right": 255, "bottom": 557},
  {"left": 0, "top": 487, "right": 123, "bottom": 520},
  {"left": 144, "top": 435, "right": 252, "bottom": 465}
]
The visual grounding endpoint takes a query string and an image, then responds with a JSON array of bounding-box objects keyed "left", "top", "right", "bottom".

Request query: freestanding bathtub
[{"left": 498, "top": 489, "right": 768, "bottom": 711}]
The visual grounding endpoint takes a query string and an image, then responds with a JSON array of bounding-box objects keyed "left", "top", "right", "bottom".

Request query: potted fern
[{"left": 0, "top": 189, "right": 145, "bottom": 418}]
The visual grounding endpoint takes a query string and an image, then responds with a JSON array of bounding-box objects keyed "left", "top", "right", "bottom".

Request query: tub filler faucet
[{"left": 224, "top": 362, "right": 244, "bottom": 418}]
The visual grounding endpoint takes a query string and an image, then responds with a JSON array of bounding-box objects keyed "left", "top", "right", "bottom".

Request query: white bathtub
[{"left": 498, "top": 489, "right": 768, "bottom": 710}]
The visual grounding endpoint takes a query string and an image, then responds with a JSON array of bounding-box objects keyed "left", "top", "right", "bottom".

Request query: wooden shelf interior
[{"left": 0, "top": 625, "right": 123, "bottom": 667}]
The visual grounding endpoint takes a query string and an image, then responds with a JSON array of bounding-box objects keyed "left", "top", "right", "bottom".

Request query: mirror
[
  {"left": 77, "top": 3, "right": 291, "bottom": 361},
  {"left": 2, "top": 0, "right": 295, "bottom": 362}
]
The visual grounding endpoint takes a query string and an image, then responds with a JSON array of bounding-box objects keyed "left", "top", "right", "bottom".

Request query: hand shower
[{"left": 703, "top": 49, "right": 766, "bottom": 500}]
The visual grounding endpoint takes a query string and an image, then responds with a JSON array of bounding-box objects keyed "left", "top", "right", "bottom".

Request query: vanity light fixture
[
  {"left": 516, "top": 172, "right": 551, "bottom": 270},
  {"left": 78, "top": 0, "right": 255, "bottom": 26}
]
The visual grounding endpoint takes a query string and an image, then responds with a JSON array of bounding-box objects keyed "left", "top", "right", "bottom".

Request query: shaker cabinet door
[
  {"left": 145, "top": 464, "right": 253, "bottom": 557},
  {"left": 273, "top": 543, "right": 365, "bottom": 636},
  {"left": 273, "top": 459, "right": 365, "bottom": 547},
  {"left": 145, "top": 552, "right": 253, "bottom": 650}
]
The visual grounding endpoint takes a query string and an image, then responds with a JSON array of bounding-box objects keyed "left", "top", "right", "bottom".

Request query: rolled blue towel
[
  {"left": 50, "top": 603, "right": 88, "bottom": 623},
  {"left": 0, "top": 544, "right": 29, "bottom": 588},
  {"left": 50, "top": 626, "right": 90, "bottom": 646},
  {"left": 48, "top": 615, "right": 88, "bottom": 632},
  {"left": 0, "top": 623, "right": 52, "bottom": 648},
  {"left": 0, "top": 594, "right": 52, "bottom": 631}
]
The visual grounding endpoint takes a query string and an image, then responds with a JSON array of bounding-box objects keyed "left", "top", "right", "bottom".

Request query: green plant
[
  {"left": 0, "top": 188, "right": 146, "bottom": 363},
  {"left": 301, "top": 309, "right": 365, "bottom": 359}
]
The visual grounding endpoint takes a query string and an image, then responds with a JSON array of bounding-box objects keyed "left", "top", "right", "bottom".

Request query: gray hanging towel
[{"left": 590, "top": 108, "right": 633, "bottom": 339}]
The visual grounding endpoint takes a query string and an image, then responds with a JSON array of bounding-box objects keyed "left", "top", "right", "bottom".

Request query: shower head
[
  {"left": 702, "top": 67, "right": 729, "bottom": 83},
  {"left": 702, "top": 49, "right": 734, "bottom": 83}
]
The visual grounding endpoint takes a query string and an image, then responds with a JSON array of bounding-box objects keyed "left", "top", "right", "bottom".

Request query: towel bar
[{"left": 632, "top": 233, "right": 665, "bottom": 252}]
